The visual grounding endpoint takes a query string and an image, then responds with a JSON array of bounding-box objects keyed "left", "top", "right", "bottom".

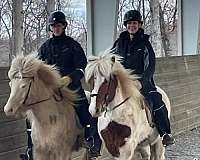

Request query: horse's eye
[{"left": 20, "top": 84, "right": 26, "bottom": 88}]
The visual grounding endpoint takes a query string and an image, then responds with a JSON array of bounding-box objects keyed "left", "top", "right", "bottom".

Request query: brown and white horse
[
  {"left": 85, "top": 52, "right": 170, "bottom": 160},
  {"left": 4, "top": 54, "right": 87, "bottom": 160}
]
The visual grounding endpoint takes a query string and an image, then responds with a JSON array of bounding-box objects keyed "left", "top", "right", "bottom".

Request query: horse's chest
[{"left": 100, "top": 121, "right": 131, "bottom": 157}]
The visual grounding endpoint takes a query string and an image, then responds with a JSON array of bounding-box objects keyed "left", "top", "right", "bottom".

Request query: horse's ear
[
  {"left": 111, "top": 56, "right": 115, "bottom": 63},
  {"left": 111, "top": 56, "right": 115, "bottom": 68},
  {"left": 10, "top": 55, "right": 16, "bottom": 63}
]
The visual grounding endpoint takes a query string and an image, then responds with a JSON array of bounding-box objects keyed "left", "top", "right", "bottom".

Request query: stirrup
[
  {"left": 84, "top": 136, "right": 101, "bottom": 158},
  {"left": 19, "top": 154, "right": 30, "bottom": 160},
  {"left": 87, "top": 148, "right": 101, "bottom": 159},
  {"left": 19, "top": 148, "right": 32, "bottom": 160},
  {"left": 83, "top": 136, "right": 95, "bottom": 149}
]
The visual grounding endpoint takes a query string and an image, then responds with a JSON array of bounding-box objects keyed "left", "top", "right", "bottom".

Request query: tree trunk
[
  {"left": 159, "top": 4, "right": 168, "bottom": 56},
  {"left": 149, "top": 0, "right": 166, "bottom": 57},
  {"left": 47, "top": 0, "right": 55, "bottom": 15},
  {"left": 12, "top": 0, "right": 24, "bottom": 56},
  {"left": 46, "top": 0, "right": 55, "bottom": 37}
]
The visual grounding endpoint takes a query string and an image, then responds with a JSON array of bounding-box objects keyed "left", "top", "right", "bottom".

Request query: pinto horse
[{"left": 85, "top": 52, "right": 170, "bottom": 160}]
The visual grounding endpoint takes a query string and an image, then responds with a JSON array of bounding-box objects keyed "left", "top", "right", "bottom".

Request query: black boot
[
  {"left": 162, "top": 133, "right": 175, "bottom": 146},
  {"left": 20, "top": 120, "right": 33, "bottom": 160},
  {"left": 84, "top": 118, "right": 102, "bottom": 158}
]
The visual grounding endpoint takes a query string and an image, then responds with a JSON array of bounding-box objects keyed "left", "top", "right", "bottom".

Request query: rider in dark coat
[
  {"left": 20, "top": 11, "right": 101, "bottom": 160},
  {"left": 112, "top": 10, "right": 175, "bottom": 146}
]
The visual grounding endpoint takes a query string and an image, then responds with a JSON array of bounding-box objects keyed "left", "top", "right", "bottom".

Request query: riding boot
[
  {"left": 20, "top": 119, "right": 33, "bottom": 160},
  {"left": 84, "top": 118, "right": 102, "bottom": 158}
]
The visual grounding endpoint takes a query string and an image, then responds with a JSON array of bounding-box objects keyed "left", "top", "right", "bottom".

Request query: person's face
[
  {"left": 127, "top": 21, "right": 142, "bottom": 34},
  {"left": 50, "top": 23, "right": 65, "bottom": 36}
]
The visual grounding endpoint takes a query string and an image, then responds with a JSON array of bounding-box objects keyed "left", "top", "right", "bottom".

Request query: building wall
[
  {"left": 155, "top": 55, "right": 200, "bottom": 134},
  {"left": 0, "top": 67, "right": 27, "bottom": 160}
]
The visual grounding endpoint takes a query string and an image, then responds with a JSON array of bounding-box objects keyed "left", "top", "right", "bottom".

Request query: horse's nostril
[
  {"left": 10, "top": 108, "right": 13, "bottom": 113},
  {"left": 96, "top": 108, "right": 99, "bottom": 113}
]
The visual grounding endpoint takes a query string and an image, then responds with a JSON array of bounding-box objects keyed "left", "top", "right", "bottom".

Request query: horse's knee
[
  {"left": 118, "top": 145, "right": 136, "bottom": 160},
  {"left": 139, "top": 146, "right": 151, "bottom": 160}
]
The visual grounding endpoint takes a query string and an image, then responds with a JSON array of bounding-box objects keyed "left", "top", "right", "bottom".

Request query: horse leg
[
  {"left": 81, "top": 149, "right": 92, "bottom": 160},
  {"left": 150, "top": 139, "right": 165, "bottom": 160},
  {"left": 137, "top": 145, "right": 151, "bottom": 160},
  {"left": 62, "top": 148, "right": 72, "bottom": 160},
  {"left": 131, "top": 150, "right": 142, "bottom": 160},
  {"left": 115, "top": 142, "right": 137, "bottom": 160}
]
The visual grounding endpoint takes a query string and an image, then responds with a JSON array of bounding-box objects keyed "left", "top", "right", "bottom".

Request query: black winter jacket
[
  {"left": 113, "top": 29, "right": 156, "bottom": 92},
  {"left": 38, "top": 33, "right": 87, "bottom": 91}
]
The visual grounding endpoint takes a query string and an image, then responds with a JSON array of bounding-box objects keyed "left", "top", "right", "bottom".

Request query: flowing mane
[
  {"left": 8, "top": 54, "right": 76, "bottom": 105},
  {"left": 85, "top": 51, "right": 143, "bottom": 105}
]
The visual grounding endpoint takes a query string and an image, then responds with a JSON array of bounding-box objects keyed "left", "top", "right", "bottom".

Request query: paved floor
[{"left": 166, "top": 127, "right": 200, "bottom": 160}]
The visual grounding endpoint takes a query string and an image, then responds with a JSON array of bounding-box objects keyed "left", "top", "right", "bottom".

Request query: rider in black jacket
[
  {"left": 20, "top": 11, "right": 101, "bottom": 160},
  {"left": 113, "top": 10, "right": 175, "bottom": 146}
]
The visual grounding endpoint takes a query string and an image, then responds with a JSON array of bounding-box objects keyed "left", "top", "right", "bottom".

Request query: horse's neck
[
  {"left": 27, "top": 100, "right": 57, "bottom": 126},
  {"left": 24, "top": 79, "right": 51, "bottom": 107},
  {"left": 27, "top": 82, "right": 76, "bottom": 131},
  {"left": 109, "top": 85, "right": 147, "bottom": 124}
]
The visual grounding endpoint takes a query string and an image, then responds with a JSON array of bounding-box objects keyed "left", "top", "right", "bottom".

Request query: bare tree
[
  {"left": 46, "top": 0, "right": 55, "bottom": 37},
  {"left": 56, "top": 0, "right": 61, "bottom": 10},
  {"left": 12, "top": 0, "right": 24, "bottom": 56},
  {"left": 47, "top": 0, "right": 55, "bottom": 15},
  {"left": 0, "top": 0, "right": 92, "bottom": 64},
  {"left": 149, "top": 0, "right": 166, "bottom": 57}
]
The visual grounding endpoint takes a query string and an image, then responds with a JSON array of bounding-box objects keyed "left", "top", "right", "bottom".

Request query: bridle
[
  {"left": 13, "top": 76, "right": 52, "bottom": 108},
  {"left": 90, "top": 75, "right": 129, "bottom": 114},
  {"left": 90, "top": 56, "right": 130, "bottom": 114}
]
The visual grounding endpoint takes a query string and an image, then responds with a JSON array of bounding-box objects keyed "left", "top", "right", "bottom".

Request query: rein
[
  {"left": 104, "top": 96, "right": 130, "bottom": 117},
  {"left": 111, "top": 97, "right": 130, "bottom": 111}
]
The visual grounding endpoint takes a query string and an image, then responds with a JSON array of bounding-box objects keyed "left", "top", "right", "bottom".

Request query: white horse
[
  {"left": 4, "top": 55, "right": 87, "bottom": 160},
  {"left": 85, "top": 52, "right": 170, "bottom": 160}
]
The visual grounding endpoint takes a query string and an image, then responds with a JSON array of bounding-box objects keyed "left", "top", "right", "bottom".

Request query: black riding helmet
[
  {"left": 48, "top": 11, "right": 68, "bottom": 27},
  {"left": 123, "top": 10, "right": 143, "bottom": 26}
]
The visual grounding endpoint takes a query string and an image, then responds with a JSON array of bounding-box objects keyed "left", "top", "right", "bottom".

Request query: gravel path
[{"left": 166, "top": 127, "right": 200, "bottom": 160}]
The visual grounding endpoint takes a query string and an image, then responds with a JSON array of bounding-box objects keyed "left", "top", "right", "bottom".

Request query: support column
[{"left": 86, "top": 0, "right": 119, "bottom": 56}]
